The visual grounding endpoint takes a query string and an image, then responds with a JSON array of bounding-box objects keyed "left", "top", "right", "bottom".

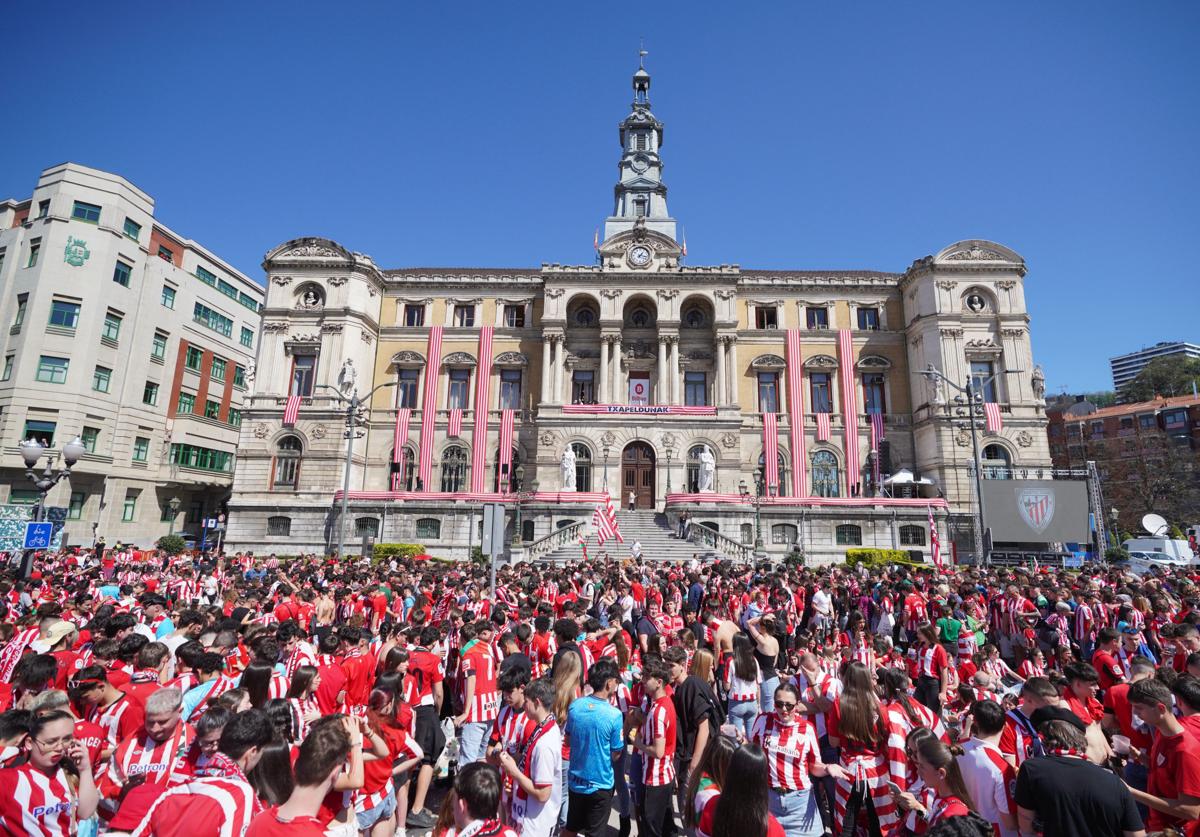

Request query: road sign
[
  {"left": 481, "top": 504, "right": 506, "bottom": 557},
  {"left": 23, "top": 522, "right": 54, "bottom": 550}
]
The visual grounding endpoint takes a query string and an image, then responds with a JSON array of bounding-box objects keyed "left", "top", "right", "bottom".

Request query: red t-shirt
[
  {"left": 1064, "top": 691, "right": 1104, "bottom": 725},
  {"left": 1091, "top": 650, "right": 1125, "bottom": 692},
  {"left": 51, "top": 650, "right": 85, "bottom": 690},
  {"left": 246, "top": 807, "right": 326, "bottom": 837},
  {"left": 1147, "top": 729, "right": 1200, "bottom": 831},
  {"left": 1103, "top": 683, "right": 1153, "bottom": 750}
]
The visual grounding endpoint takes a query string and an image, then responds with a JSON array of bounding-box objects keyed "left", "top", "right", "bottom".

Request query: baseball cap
[{"left": 39, "top": 620, "right": 76, "bottom": 649}]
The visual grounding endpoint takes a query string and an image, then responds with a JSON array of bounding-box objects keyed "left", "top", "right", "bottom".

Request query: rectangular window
[
  {"left": 217, "top": 279, "right": 239, "bottom": 300},
  {"left": 397, "top": 368, "right": 420, "bottom": 408},
  {"left": 237, "top": 292, "right": 259, "bottom": 313},
  {"left": 857, "top": 307, "right": 880, "bottom": 330},
  {"left": 37, "top": 200, "right": 50, "bottom": 219},
  {"left": 151, "top": 332, "right": 168, "bottom": 361},
  {"left": 132, "top": 436, "right": 150, "bottom": 462},
  {"left": 291, "top": 355, "right": 316, "bottom": 397},
  {"left": 27, "top": 238, "right": 41, "bottom": 268},
  {"left": 810, "top": 372, "right": 833, "bottom": 413},
  {"left": 685, "top": 371, "right": 708, "bottom": 407},
  {"left": 143, "top": 381, "right": 159, "bottom": 405},
  {"left": 1090, "top": 420, "right": 1105, "bottom": 436},
  {"left": 123, "top": 217, "right": 141, "bottom": 241},
  {"left": 503, "top": 304, "right": 526, "bottom": 328},
  {"left": 71, "top": 201, "right": 101, "bottom": 223},
  {"left": 102, "top": 312, "right": 122, "bottom": 342},
  {"left": 13, "top": 294, "right": 28, "bottom": 329},
  {"left": 112, "top": 259, "right": 132, "bottom": 287},
  {"left": 193, "top": 302, "right": 233, "bottom": 337},
  {"left": 452, "top": 304, "right": 476, "bottom": 327},
  {"left": 92, "top": 365, "right": 112, "bottom": 393},
  {"left": 210, "top": 357, "right": 227, "bottom": 381},
  {"left": 447, "top": 368, "right": 471, "bottom": 409},
  {"left": 67, "top": 491, "right": 85, "bottom": 520},
  {"left": 403, "top": 304, "right": 425, "bottom": 327},
  {"left": 195, "top": 265, "right": 217, "bottom": 286},
  {"left": 863, "top": 372, "right": 886, "bottom": 414},
  {"left": 169, "top": 443, "right": 232, "bottom": 473},
  {"left": 755, "top": 305, "right": 778, "bottom": 329},
  {"left": 1139, "top": 414, "right": 1156, "bottom": 429},
  {"left": 757, "top": 372, "right": 779, "bottom": 414},
  {"left": 1119, "top": 416, "right": 1134, "bottom": 430},
  {"left": 1, "top": 355, "right": 12, "bottom": 382},
  {"left": 240, "top": 327, "right": 254, "bottom": 348},
  {"left": 122, "top": 489, "right": 138, "bottom": 521},
  {"left": 806, "top": 307, "right": 829, "bottom": 329},
  {"left": 177, "top": 392, "right": 196, "bottom": 414},
  {"left": 9, "top": 490, "right": 39, "bottom": 506},
  {"left": 499, "top": 369, "right": 522, "bottom": 410},
  {"left": 48, "top": 300, "right": 81, "bottom": 329},
  {"left": 970, "top": 360, "right": 998, "bottom": 403},
  {"left": 161, "top": 285, "right": 176, "bottom": 309},
  {"left": 157, "top": 244, "right": 174, "bottom": 262},
  {"left": 36, "top": 356, "right": 69, "bottom": 384},
  {"left": 204, "top": 399, "right": 220, "bottom": 419},
  {"left": 81, "top": 426, "right": 98, "bottom": 453},
  {"left": 635, "top": 132, "right": 647, "bottom": 151},
  {"left": 228, "top": 407, "right": 242, "bottom": 428},
  {"left": 571, "top": 370, "right": 595, "bottom": 405},
  {"left": 23, "top": 420, "right": 56, "bottom": 447},
  {"left": 233, "top": 365, "right": 246, "bottom": 388},
  {"left": 185, "top": 345, "right": 203, "bottom": 371},
  {"left": 1164, "top": 409, "right": 1188, "bottom": 429}
]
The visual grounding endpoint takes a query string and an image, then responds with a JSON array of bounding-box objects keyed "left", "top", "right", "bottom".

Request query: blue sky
[{"left": 5, "top": 1, "right": 1197, "bottom": 393}]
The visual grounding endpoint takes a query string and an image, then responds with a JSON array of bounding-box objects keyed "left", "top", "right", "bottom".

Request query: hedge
[
  {"left": 844, "top": 548, "right": 927, "bottom": 569},
  {"left": 371, "top": 543, "right": 425, "bottom": 564}
]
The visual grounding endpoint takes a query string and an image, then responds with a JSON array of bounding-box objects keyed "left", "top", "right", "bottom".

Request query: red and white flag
[
  {"left": 929, "top": 505, "right": 943, "bottom": 569},
  {"left": 470, "top": 327, "right": 494, "bottom": 492},
  {"left": 983, "top": 402, "right": 1003, "bottom": 433},
  {"left": 448, "top": 408, "right": 463, "bottom": 437},
  {"left": 785, "top": 329, "right": 806, "bottom": 496},
  {"left": 417, "top": 326, "right": 444, "bottom": 489},
  {"left": 816, "top": 412, "right": 831, "bottom": 441},
  {"left": 498, "top": 409, "right": 515, "bottom": 492},
  {"left": 593, "top": 495, "right": 624, "bottom": 545},
  {"left": 762, "top": 412, "right": 779, "bottom": 492},
  {"left": 392, "top": 408, "right": 411, "bottom": 490},
  {"left": 837, "top": 329, "right": 860, "bottom": 494},
  {"left": 283, "top": 395, "right": 301, "bottom": 427},
  {"left": 593, "top": 228, "right": 600, "bottom": 251},
  {"left": 869, "top": 412, "right": 886, "bottom": 485}
]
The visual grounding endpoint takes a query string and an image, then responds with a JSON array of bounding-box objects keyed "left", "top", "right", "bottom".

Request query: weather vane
[{"left": 639, "top": 38, "right": 648, "bottom": 68}]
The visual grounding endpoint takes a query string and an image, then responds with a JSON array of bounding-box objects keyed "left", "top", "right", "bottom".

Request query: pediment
[
  {"left": 390, "top": 350, "right": 425, "bottom": 366},
  {"left": 598, "top": 225, "right": 681, "bottom": 258},
  {"left": 751, "top": 354, "right": 787, "bottom": 370},
  {"left": 803, "top": 354, "right": 838, "bottom": 369},
  {"left": 264, "top": 237, "right": 354, "bottom": 263},
  {"left": 442, "top": 351, "right": 477, "bottom": 367},
  {"left": 934, "top": 239, "right": 1024, "bottom": 266}
]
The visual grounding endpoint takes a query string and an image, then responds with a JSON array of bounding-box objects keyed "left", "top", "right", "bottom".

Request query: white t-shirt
[
  {"left": 511, "top": 723, "right": 563, "bottom": 837},
  {"left": 619, "top": 595, "right": 635, "bottom": 624},
  {"left": 957, "top": 738, "right": 1016, "bottom": 837},
  {"left": 812, "top": 589, "right": 833, "bottom": 618}
]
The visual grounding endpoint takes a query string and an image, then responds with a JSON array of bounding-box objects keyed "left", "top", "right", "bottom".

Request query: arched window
[
  {"left": 390, "top": 447, "right": 416, "bottom": 491},
  {"left": 811, "top": 450, "right": 839, "bottom": 498},
  {"left": 440, "top": 445, "right": 469, "bottom": 493},
  {"left": 574, "top": 306, "right": 597, "bottom": 327},
  {"left": 772, "top": 523, "right": 798, "bottom": 545},
  {"left": 982, "top": 444, "right": 1011, "bottom": 479},
  {"left": 899, "top": 524, "right": 926, "bottom": 546},
  {"left": 416, "top": 518, "right": 441, "bottom": 540},
  {"left": 271, "top": 435, "right": 303, "bottom": 490},
  {"left": 493, "top": 449, "right": 522, "bottom": 493},
  {"left": 700, "top": 521, "right": 720, "bottom": 532},
  {"left": 836, "top": 524, "right": 863, "bottom": 546},
  {"left": 266, "top": 516, "right": 291, "bottom": 536},
  {"left": 629, "top": 308, "right": 651, "bottom": 328},
  {"left": 682, "top": 306, "right": 706, "bottom": 329},
  {"left": 555, "top": 519, "right": 579, "bottom": 529},
  {"left": 571, "top": 443, "right": 593, "bottom": 492},
  {"left": 740, "top": 523, "right": 754, "bottom": 544},
  {"left": 355, "top": 517, "right": 379, "bottom": 538},
  {"left": 686, "top": 444, "right": 711, "bottom": 493},
  {"left": 757, "top": 451, "right": 789, "bottom": 497}
]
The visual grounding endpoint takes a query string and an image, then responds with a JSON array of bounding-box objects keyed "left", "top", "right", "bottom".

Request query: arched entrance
[{"left": 622, "top": 442, "right": 656, "bottom": 509}]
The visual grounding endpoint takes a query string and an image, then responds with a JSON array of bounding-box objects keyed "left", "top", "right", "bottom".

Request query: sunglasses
[
  {"left": 775, "top": 701, "right": 797, "bottom": 711},
  {"left": 68, "top": 679, "right": 102, "bottom": 690}
]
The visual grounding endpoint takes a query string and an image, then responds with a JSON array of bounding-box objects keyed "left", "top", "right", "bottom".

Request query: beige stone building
[
  {"left": 227, "top": 65, "right": 1051, "bottom": 564},
  {"left": 0, "top": 164, "right": 262, "bottom": 547}
]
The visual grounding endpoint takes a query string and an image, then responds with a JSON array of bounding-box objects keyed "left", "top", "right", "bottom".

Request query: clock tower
[{"left": 603, "top": 57, "right": 678, "bottom": 244}]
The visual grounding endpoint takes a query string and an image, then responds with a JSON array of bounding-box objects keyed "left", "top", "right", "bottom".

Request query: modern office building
[
  {"left": 1110, "top": 341, "right": 1200, "bottom": 392},
  {"left": 0, "top": 163, "right": 263, "bottom": 547},
  {"left": 226, "top": 63, "right": 1052, "bottom": 564}
]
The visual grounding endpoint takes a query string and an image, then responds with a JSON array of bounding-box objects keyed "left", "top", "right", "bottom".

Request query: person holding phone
[{"left": 0, "top": 709, "right": 98, "bottom": 834}]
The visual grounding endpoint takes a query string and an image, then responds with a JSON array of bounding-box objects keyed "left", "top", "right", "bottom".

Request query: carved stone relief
[
  {"left": 271, "top": 276, "right": 293, "bottom": 286},
  {"left": 946, "top": 246, "right": 1005, "bottom": 261},
  {"left": 283, "top": 244, "right": 343, "bottom": 258},
  {"left": 253, "top": 423, "right": 270, "bottom": 439},
  {"left": 311, "top": 425, "right": 327, "bottom": 439},
  {"left": 720, "top": 432, "right": 738, "bottom": 449},
  {"left": 936, "top": 280, "right": 957, "bottom": 291},
  {"left": 955, "top": 429, "right": 971, "bottom": 447},
  {"left": 494, "top": 351, "right": 529, "bottom": 366},
  {"left": 539, "top": 431, "right": 557, "bottom": 447},
  {"left": 1016, "top": 430, "right": 1034, "bottom": 448},
  {"left": 442, "top": 352, "right": 477, "bottom": 366},
  {"left": 327, "top": 276, "right": 348, "bottom": 287}
]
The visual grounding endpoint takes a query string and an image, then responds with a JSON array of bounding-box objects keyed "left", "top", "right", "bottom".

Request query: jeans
[
  {"left": 458, "top": 720, "right": 489, "bottom": 765},
  {"left": 760, "top": 675, "right": 780, "bottom": 714},
  {"left": 614, "top": 747, "right": 631, "bottom": 817},
  {"left": 639, "top": 783, "right": 679, "bottom": 837},
  {"left": 727, "top": 698, "right": 760, "bottom": 740},
  {"left": 1125, "top": 759, "right": 1149, "bottom": 827},
  {"left": 768, "top": 787, "right": 823, "bottom": 837}
]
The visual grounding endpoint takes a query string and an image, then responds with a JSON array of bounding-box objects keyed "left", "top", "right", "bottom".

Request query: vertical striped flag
[
  {"left": 282, "top": 395, "right": 301, "bottom": 427},
  {"left": 983, "top": 401, "right": 1003, "bottom": 433},
  {"left": 417, "top": 326, "right": 443, "bottom": 490},
  {"left": 392, "top": 407, "right": 411, "bottom": 490},
  {"left": 448, "top": 408, "right": 463, "bottom": 438},
  {"left": 470, "top": 327, "right": 494, "bottom": 492},
  {"left": 762, "top": 411, "right": 779, "bottom": 493},
  {"left": 929, "top": 505, "right": 943, "bottom": 569},
  {"left": 498, "top": 409, "right": 515, "bottom": 492},
  {"left": 593, "top": 494, "right": 623, "bottom": 545},
  {"left": 816, "top": 412, "right": 831, "bottom": 441},
  {"left": 837, "top": 329, "right": 860, "bottom": 494},
  {"left": 785, "top": 328, "right": 806, "bottom": 496},
  {"left": 869, "top": 412, "right": 886, "bottom": 487}
]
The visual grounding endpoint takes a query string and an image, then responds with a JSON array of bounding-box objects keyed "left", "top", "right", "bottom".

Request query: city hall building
[{"left": 226, "top": 64, "right": 1052, "bottom": 564}]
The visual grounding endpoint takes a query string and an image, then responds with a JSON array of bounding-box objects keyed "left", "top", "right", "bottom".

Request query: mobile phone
[{"left": 886, "top": 781, "right": 902, "bottom": 795}]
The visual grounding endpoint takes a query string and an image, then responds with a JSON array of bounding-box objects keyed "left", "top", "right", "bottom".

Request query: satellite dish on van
[{"left": 1142, "top": 513, "right": 1170, "bottom": 536}]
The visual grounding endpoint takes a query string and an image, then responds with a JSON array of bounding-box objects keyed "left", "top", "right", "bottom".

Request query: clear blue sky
[{"left": 5, "top": 1, "right": 1198, "bottom": 393}]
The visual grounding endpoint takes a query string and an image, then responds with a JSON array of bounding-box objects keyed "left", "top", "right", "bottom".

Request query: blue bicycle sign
[{"left": 23, "top": 522, "right": 54, "bottom": 550}]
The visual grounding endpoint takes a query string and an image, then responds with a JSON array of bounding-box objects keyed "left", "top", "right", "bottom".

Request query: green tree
[
  {"left": 156, "top": 533, "right": 187, "bottom": 555},
  {"left": 1123, "top": 356, "right": 1200, "bottom": 403}
]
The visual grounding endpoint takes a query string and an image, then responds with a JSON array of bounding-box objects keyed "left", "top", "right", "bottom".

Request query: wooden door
[{"left": 622, "top": 442, "right": 656, "bottom": 509}]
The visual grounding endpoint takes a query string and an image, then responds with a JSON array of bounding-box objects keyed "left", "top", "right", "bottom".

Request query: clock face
[{"left": 628, "top": 246, "right": 652, "bottom": 267}]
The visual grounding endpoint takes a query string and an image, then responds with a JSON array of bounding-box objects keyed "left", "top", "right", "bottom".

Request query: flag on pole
[
  {"left": 869, "top": 412, "right": 886, "bottom": 486},
  {"left": 579, "top": 536, "right": 589, "bottom": 561},
  {"left": 816, "top": 412, "right": 831, "bottom": 441},
  {"left": 448, "top": 408, "right": 463, "bottom": 438},
  {"left": 470, "top": 327, "right": 494, "bottom": 492},
  {"left": 929, "top": 505, "right": 943, "bottom": 569},
  {"left": 983, "top": 402, "right": 1003, "bottom": 433},
  {"left": 785, "top": 328, "right": 806, "bottom": 496},
  {"left": 498, "top": 409, "right": 515, "bottom": 492},
  {"left": 592, "top": 495, "right": 623, "bottom": 545},
  {"left": 762, "top": 412, "right": 779, "bottom": 492},
  {"left": 837, "top": 329, "right": 861, "bottom": 494},
  {"left": 417, "top": 326, "right": 444, "bottom": 489},
  {"left": 392, "top": 407, "right": 412, "bottom": 490},
  {"left": 283, "top": 395, "right": 301, "bottom": 427},
  {"left": 593, "top": 228, "right": 600, "bottom": 251},
  {"left": 681, "top": 227, "right": 688, "bottom": 257}
]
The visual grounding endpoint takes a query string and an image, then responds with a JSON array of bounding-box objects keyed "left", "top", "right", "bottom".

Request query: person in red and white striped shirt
[
  {"left": 457, "top": 623, "right": 501, "bottom": 765},
  {"left": 958, "top": 700, "right": 1019, "bottom": 837},
  {"left": 632, "top": 660, "right": 678, "bottom": 837},
  {"left": 99, "top": 687, "right": 196, "bottom": 823},
  {"left": 73, "top": 665, "right": 145, "bottom": 756},
  {"left": 0, "top": 710, "right": 98, "bottom": 837},
  {"left": 912, "top": 624, "right": 952, "bottom": 713}
]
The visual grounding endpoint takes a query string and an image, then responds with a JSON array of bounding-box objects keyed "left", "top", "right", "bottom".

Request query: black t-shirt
[
  {"left": 1014, "top": 755, "right": 1142, "bottom": 837},
  {"left": 635, "top": 616, "right": 658, "bottom": 638},
  {"left": 671, "top": 675, "right": 722, "bottom": 764}
]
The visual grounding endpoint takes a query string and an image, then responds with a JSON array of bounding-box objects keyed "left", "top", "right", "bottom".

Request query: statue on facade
[
  {"left": 301, "top": 288, "right": 322, "bottom": 309},
  {"left": 1031, "top": 364, "right": 1046, "bottom": 403},
  {"left": 560, "top": 446, "right": 577, "bottom": 491},
  {"left": 697, "top": 445, "right": 716, "bottom": 493},
  {"left": 338, "top": 358, "right": 357, "bottom": 394},
  {"left": 245, "top": 359, "right": 256, "bottom": 384},
  {"left": 926, "top": 373, "right": 944, "bottom": 406}
]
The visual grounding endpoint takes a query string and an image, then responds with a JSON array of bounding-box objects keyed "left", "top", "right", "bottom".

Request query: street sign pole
[{"left": 481, "top": 503, "right": 506, "bottom": 596}]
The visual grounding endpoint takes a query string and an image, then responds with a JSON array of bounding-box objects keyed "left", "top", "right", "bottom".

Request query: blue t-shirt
[{"left": 564, "top": 694, "right": 624, "bottom": 793}]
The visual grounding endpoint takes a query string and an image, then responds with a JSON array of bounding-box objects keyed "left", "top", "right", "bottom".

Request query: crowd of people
[{"left": 0, "top": 543, "right": 1198, "bottom": 837}]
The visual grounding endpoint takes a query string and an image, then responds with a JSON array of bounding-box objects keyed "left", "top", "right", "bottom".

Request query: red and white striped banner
[
  {"left": 497, "top": 409, "right": 515, "bottom": 492},
  {"left": 470, "top": 327, "right": 493, "bottom": 492},
  {"left": 929, "top": 505, "right": 943, "bottom": 569},
  {"left": 869, "top": 412, "right": 886, "bottom": 486},
  {"left": 593, "top": 495, "right": 624, "bottom": 545},
  {"left": 417, "top": 326, "right": 443, "bottom": 490},
  {"left": 333, "top": 489, "right": 611, "bottom": 504},
  {"left": 663, "top": 492, "right": 950, "bottom": 509},
  {"left": 785, "top": 329, "right": 806, "bottom": 496},
  {"left": 816, "top": 412, "right": 831, "bottom": 441},
  {"left": 561, "top": 404, "right": 716, "bottom": 416},
  {"left": 283, "top": 395, "right": 301, "bottom": 427},
  {"left": 448, "top": 408, "right": 463, "bottom": 437},
  {"left": 762, "top": 412, "right": 779, "bottom": 492},
  {"left": 391, "top": 408, "right": 411, "bottom": 490},
  {"left": 837, "top": 329, "right": 860, "bottom": 494},
  {"left": 983, "top": 401, "right": 1003, "bottom": 433}
]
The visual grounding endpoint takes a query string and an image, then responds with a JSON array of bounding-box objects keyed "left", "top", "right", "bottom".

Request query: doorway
[{"left": 622, "top": 442, "right": 656, "bottom": 509}]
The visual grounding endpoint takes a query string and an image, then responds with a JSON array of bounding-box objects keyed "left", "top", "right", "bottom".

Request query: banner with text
[{"left": 562, "top": 404, "right": 717, "bottom": 416}]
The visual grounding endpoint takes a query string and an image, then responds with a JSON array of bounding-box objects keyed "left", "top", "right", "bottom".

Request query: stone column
[
  {"left": 599, "top": 337, "right": 610, "bottom": 404},
  {"left": 552, "top": 337, "right": 564, "bottom": 404},
  {"left": 715, "top": 337, "right": 727, "bottom": 407},
  {"left": 727, "top": 339, "right": 739, "bottom": 407},
  {"left": 540, "top": 339, "right": 552, "bottom": 402},
  {"left": 611, "top": 337, "right": 623, "bottom": 402},
  {"left": 657, "top": 337, "right": 668, "bottom": 405},
  {"left": 671, "top": 338, "right": 683, "bottom": 405}
]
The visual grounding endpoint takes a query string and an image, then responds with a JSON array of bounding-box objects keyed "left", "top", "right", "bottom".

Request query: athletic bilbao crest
[{"left": 1017, "top": 488, "right": 1055, "bottom": 533}]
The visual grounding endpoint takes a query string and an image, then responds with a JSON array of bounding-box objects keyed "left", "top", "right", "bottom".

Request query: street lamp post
[
  {"left": 665, "top": 448, "right": 673, "bottom": 494},
  {"left": 17, "top": 436, "right": 86, "bottom": 579},
  {"left": 741, "top": 467, "right": 765, "bottom": 555},
  {"left": 512, "top": 464, "right": 526, "bottom": 546},
  {"left": 602, "top": 445, "right": 611, "bottom": 491},
  {"left": 167, "top": 497, "right": 182, "bottom": 536},
  {"left": 316, "top": 382, "right": 397, "bottom": 562},
  {"left": 1109, "top": 507, "right": 1121, "bottom": 554}
]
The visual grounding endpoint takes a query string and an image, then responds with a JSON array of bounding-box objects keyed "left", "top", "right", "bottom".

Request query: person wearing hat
[{"left": 41, "top": 620, "right": 83, "bottom": 691}]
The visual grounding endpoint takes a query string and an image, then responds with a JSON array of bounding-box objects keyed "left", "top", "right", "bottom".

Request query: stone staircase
[{"left": 539, "top": 510, "right": 720, "bottom": 563}]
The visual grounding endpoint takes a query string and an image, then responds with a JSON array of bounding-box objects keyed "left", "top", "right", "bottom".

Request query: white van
[
  {"left": 1124, "top": 550, "right": 1195, "bottom": 575},
  {"left": 1121, "top": 537, "right": 1196, "bottom": 562}
]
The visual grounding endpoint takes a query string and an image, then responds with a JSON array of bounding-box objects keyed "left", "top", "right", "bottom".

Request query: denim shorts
[{"left": 356, "top": 793, "right": 397, "bottom": 831}]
